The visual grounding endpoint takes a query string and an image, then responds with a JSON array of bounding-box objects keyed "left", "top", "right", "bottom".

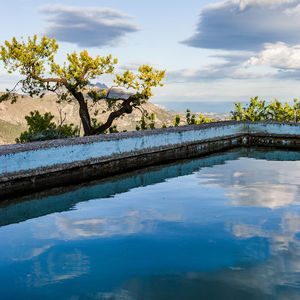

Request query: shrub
[
  {"left": 231, "top": 97, "right": 300, "bottom": 122},
  {"left": 186, "top": 109, "right": 211, "bottom": 124},
  {"left": 16, "top": 110, "right": 79, "bottom": 143}
]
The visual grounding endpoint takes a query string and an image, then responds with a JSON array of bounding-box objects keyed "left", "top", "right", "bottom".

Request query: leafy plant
[
  {"left": 136, "top": 112, "right": 156, "bottom": 131},
  {"left": 173, "top": 114, "right": 181, "bottom": 127},
  {"left": 16, "top": 110, "right": 79, "bottom": 143},
  {"left": 186, "top": 109, "right": 211, "bottom": 124},
  {"left": 231, "top": 97, "right": 300, "bottom": 122}
]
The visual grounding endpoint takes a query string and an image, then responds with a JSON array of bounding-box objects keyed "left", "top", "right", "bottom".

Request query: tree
[
  {"left": 0, "top": 35, "right": 165, "bottom": 136},
  {"left": 231, "top": 97, "right": 300, "bottom": 122}
]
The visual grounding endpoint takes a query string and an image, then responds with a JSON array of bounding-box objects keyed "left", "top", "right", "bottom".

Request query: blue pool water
[{"left": 1, "top": 148, "right": 300, "bottom": 299}]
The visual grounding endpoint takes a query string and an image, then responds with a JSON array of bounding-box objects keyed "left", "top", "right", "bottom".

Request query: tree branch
[
  {"left": 92, "top": 98, "right": 134, "bottom": 134},
  {"left": 81, "top": 64, "right": 90, "bottom": 81},
  {"left": 6, "top": 79, "right": 23, "bottom": 94},
  {"left": 106, "top": 85, "right": 118, "bottom": 98},
  {"left": 32, "top": 75, "right": 67, "bottom": 85},
  {"left": 31, "top": 65, "right": 68, "bottom": 85}
]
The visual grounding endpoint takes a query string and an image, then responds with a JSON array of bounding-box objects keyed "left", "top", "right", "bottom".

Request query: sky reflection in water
[{"left": 0, "top": 149, "right": 300, "bottom": 299}]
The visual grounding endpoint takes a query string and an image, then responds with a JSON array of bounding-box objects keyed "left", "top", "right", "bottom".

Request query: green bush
[
  {"left": 173, "top": 114, "right": 181, "bottom": 127},
  {"left": 16, "top": 110, "right": 79, "bottom": 143},
  {"left": 186, "top": 109, "right": 211, "bottom": 125},
  {"left": 136, "top": 113, "right": 156, "bottom": 131},
  {"left": 231, "top": 97, "right": 300, "bottom": 122}
]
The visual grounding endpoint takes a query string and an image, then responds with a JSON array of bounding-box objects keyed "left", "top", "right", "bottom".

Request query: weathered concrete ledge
[{"left": 0, "top": 121, "right": 299, "bottom": 198}]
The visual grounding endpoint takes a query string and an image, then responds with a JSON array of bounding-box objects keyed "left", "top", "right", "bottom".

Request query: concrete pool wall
[{"left": 1, "top": 121, "right": 299, "bottom": 197}]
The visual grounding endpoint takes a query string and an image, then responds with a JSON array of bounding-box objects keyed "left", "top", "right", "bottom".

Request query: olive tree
[{"left": 0, "top": 35, "right": 165, "bottom": 136}]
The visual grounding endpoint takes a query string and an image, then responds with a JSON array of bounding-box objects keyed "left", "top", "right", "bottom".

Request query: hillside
[
  {"left": 0, "top": 90, "right": 229, "bottom": 145},
  {"left": 0, "top": 92, "right": 179, "bottom": 145}
]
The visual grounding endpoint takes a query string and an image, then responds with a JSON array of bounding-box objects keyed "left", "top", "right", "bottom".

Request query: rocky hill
[
  {"left": 0, "top": 91, "right": 180, "bottom": 145},
  {"left": 0, "top": 90, "right": 228, "bottom": 145}
]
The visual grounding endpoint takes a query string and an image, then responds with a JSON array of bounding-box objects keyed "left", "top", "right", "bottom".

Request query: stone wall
[{"left": 1, "top": 121, "right": 299, "bottom": 197}]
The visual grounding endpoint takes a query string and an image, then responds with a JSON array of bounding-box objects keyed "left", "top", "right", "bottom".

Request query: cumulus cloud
[
  {"left": 244, "top": 42, "right": 300, "bottom": 70},
  {"left": 182, "top": 0, "right": 300, "bottom": 50},
  {"left": 39, "top": 5, "right": 139, "bottom": 47},
  {"left": 238, "top": 0, "right": 297, "bottom": 10}
]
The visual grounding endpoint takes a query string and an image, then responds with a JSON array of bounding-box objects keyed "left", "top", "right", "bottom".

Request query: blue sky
[{"left": 2, "top": 0, "right": 300, "bottom": 108}]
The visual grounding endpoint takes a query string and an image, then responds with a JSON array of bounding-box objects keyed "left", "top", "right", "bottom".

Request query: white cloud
[{"left": 244, "top": 42, "right": 300, "bottom": 70}]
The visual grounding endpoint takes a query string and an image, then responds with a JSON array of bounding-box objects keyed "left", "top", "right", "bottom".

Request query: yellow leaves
[
  {"left": 0, "top": 35, "right": 59, "bottom": 78},
  {"left": 87, "top": 89, "right": 108, "bottom": 103},
  {"left": 115, "top": 70, "right": 138, "bottom": 90},
  {"left": 231, "top": 97, "right": 300, "bottom": 122},
  {"left": 0, "top": 35, "right": 166, "bottom": 107},
  {"left": 113, "top": 65, "right": 165, "bottom": 100},
  {"left": 63, "top": 50, "right": 117, "bottom": 84}
]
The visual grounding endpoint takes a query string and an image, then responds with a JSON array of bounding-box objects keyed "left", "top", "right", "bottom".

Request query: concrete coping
[{"left": 0, "top": 121, "right": 300, "bottom": 155}]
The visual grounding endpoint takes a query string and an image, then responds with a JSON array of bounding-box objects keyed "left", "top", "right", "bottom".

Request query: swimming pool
[{"left": 1, "top": 148, "right": 300, "bottom": 299}]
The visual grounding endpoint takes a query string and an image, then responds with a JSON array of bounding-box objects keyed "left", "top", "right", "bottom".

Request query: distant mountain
[{"left": 89, "top": 82, "right": 109, "bottom": 89}]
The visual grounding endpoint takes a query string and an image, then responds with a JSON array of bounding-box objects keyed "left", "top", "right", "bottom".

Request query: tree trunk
[
  {"left": 71, "top": 90, "right": 134, "bottom": 136},
  {"left": 71, "top": 91, "right": 93, "bottom": 136}
]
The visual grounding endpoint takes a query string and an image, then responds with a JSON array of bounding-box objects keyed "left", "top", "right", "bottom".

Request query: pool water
[{"left": 1, "top": 148, "right": 300, "bottom": 299}]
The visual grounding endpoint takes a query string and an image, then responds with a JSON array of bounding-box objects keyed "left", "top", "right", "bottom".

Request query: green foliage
[
  {"left": 24, "top": 111, "right": 56, "bottom": 132},
  {"left": 16, "top": 110, "right": 79, "bottom": 143},
  {"left": 173, "top": 114, "right": 181, "bottom": 127},
  {"left": 91, "top": 117, "right": 102, "bottom": 129},
  {"left": 91, "top": 117, "right": 119, "bottom": 134},
  {"left": 0, "top": 35, "right": 165, "bottom": 136},
  {"left": 0, "top": 35, "right": 116, "bottom": 98},
  {"left": 136, "top": 113, "right": 156, "bottom": 131},
  {"left": 267, "top": 99, "right": 300, "bottom": 122},
  {"left": 108, "top": 125, "right": 119, "bottom": 134},
  {"left": 0, "top": 92, "right": 18, "bottom": 104},
  {"left": 89, "top": 66, "right": 166, "bottom": 113},
  {"left": 199, "top": 114, "right": 212, "bottom": 123},
  {"left": 186, "top": 109, "right": 211, "bottom": 125},
  {"left": 231, "top": 97, "right": 300, "bottom": 122}
]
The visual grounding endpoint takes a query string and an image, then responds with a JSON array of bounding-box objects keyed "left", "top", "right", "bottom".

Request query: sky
[{"left": 2, "top": 0, "right": 300, "bottom": 110}]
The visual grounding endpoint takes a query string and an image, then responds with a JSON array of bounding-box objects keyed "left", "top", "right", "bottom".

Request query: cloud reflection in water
[
  {"left": 200, "top": 158, "right": 300, "bottom": 208},
  {"left": 55, "top": 208, "right": 183, "bottom": 240},
  {"left": 2, "top": 152, "right": 300, "bottom": 299}
]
